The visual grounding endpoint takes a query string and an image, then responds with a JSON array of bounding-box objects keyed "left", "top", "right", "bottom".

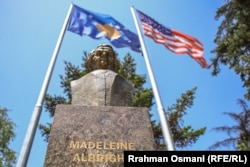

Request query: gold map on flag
[{"left": 96, "top": 24, "right": 121, "bottom": 40}]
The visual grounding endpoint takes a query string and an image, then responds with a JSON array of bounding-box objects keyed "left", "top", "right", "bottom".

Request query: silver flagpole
[
  {"left": 130, "top": 6, "right": 175, "bottom": 151},
  {"left": 16, "top": 3, "right": 74, "bottom": 167}
]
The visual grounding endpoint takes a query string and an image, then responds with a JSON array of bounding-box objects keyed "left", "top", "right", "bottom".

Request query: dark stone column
[{"left": 44, "top": 105, "right": 156, "bottom": 167}]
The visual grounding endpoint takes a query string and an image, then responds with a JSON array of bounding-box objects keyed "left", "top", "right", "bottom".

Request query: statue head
[{"left": 86, "top": 44, "right": 119, "bottom": 72}]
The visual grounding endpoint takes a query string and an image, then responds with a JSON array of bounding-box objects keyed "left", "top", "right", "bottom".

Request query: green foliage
[
  {"left": 209, "top": 99, "right": 250, "bottom": 150},
  {"left": 39, "top": 123, "right": 52, "bottom": 142},
  {"left": 38, "top": 94, "right": 67, "bottom": 142},
  {"left": 44, "top": 94, "right": 67, "bottom": 118},
  {"left": 154, "top": 88, "right": 206, "bottom": 149},
  {"left": 237, "top": 142, "right": 250, "bottom": 151},
  {"left": 211, "top": 0, "right": 250, "bottom": 99},
  {"left": 59, "top": 61, "right": 87, "bottom": 100},
  {"left": 118, "top": 54, "right": 153, "bottom": 108},
  {"left": 210, "top": 0, "right": 250, "bottom": 151},
  {"left": 0, "top": 107, "right": 16, "bottom": 167}
]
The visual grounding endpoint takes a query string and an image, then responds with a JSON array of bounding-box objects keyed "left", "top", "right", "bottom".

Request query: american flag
[{"left": 136, "top": 9, "right": 210, "bottom": 68}]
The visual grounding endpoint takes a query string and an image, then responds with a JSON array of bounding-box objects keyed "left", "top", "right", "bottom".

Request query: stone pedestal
[{"left": 44, "top": 105, "right": 156, "bottom": 167}]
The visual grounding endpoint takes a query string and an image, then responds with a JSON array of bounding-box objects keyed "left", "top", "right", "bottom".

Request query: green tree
[
  {"left": 154, "top": 87, "right": 206, "bottom": 150},
  {"left": 0, "top": 107, "right": 16, "bottom": 167},
  {"left": 40, "top": 51, "right": 205, "bottom": 149},
  {"left": 209, "top": 99, "right": 250, "bottom": 150},
  {"left": 118, "top": 54, "right": 153, "bottom": 108},
  {"left": 211, "top": 0, "right": 250, "bottom": 99}
]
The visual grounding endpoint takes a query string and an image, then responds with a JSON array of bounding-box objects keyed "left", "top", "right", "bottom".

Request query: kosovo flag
[{"left": 67, "top": 4, "right": 141, "bottom": 52}]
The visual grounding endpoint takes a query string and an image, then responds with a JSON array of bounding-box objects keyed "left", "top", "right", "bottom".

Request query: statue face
[
  {"left": 86, "top": 44, "right": 119, "bottom": 72},
  {"left": 92, "top": 46, "right": 114, "bottom": 70}
]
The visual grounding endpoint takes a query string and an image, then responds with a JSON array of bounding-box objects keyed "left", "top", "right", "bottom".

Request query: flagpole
[
  {"left": 16, "top": 4, "right": 74, "bottom": 167},
  {"left": 130, "top": 6, "right": 175, "bottom": 151}
]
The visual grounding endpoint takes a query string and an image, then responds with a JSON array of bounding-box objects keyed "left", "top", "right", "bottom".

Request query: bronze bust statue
[
  {"left": 86, "top": 44, "right": 119, "bottom": 72},
  {"left": 71, "top": 44, "right": 133, "bottom": 106}
]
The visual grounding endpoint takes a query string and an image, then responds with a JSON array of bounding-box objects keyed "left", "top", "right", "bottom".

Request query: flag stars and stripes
[
  {"left": 136, "top": 9, "right": 210, "bottom": 68},
  {"left": 137, "top": 11, "right": 173, "bottom": 37}
]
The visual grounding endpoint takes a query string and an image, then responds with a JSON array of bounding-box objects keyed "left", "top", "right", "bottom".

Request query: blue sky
[{"left": 0, "top": 0, "right": 246, "bottom": 166}]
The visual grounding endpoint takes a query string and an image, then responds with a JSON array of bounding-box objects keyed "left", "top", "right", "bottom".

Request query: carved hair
[{"left": 86, "top": 44, "right": 119, "bottom": 72}]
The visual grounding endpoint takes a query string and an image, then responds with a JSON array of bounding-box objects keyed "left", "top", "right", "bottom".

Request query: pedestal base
[{"left": 44, "top": 105, "right": 156, "bottom": 167}]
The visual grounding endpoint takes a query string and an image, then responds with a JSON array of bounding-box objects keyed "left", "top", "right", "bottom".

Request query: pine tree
[
  {"left": 211, "top": 0, "right": 250, "bottom": 150},
  {"left": 211, "top": 0, "right": 250, "bottom": 99},
  {"left": 209, "top": 99, "right": 250, "bottom": 150},
  {"left": 154, "top": 88, "right": 206, "bottom": 150}
]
